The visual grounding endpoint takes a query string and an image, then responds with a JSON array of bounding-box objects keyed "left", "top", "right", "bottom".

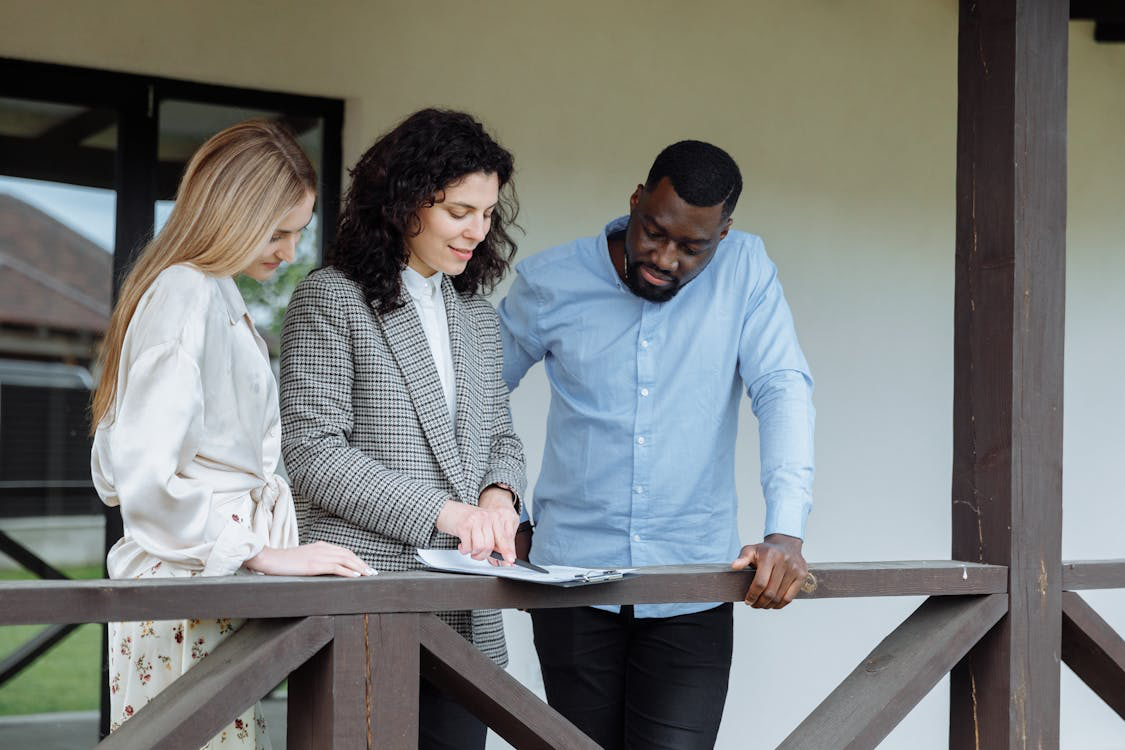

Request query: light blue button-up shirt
[{"left": 499, "top": 217, "right": 815, "bottom": 618}]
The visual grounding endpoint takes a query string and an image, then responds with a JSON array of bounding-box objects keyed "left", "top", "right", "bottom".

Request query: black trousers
[
  {"left": 530, "top": 603, "right": 734, "bottom": 750},
  {"left": 419, "top": 675, "right": 487, "bottom": 750}
]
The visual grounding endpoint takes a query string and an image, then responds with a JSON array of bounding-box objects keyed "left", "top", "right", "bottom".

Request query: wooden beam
[
  {"left": 1063, "top": 559, "right": 1125, "bottom": 590},
  {"left": 950, "top": 1, "right": 1068, "bottom": 748},
  {"left": 419, "top": 614, "right": 600, "bottom": 750},
  {"left": 288, "top": 615, "right": 368, "bottom": 750},
  {"left": 96, "top": 616, "right": 332, "bottom": 750},
  {"left": 0, "top": 623, "right": 80, "bottom": 686},
  {"left": 0, "top": 529, "right": 70, "bottom": 580},
  {"left": 1094, "top": 22, "right": 1125, "bottom": 42},
  {"left": 1061, "top": 592, "right": 1125, "bottom": 720},
  {"left": 1070, "top": 0, "right": 1125, "bottom": 23},
  {"left": 0, "top": 561, "right": 1008, "bottom": 626},
  {"left": 37, "top": 107, "right": 117, "bottom": 145},
  {"left": 368, "top": 614, "right": 420, "bottom": 749},
  {"left": 781, "top": 594, "right": 1007, "bottom": 750}
]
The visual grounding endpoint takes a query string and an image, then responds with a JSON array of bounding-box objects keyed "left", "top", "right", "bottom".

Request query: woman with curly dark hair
[{"left": 278, "top": 109, "right": 526, "bottom": 749}]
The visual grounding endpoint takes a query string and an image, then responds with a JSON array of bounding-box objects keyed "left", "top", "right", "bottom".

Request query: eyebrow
[
  {"left": 275, "top": 218, "right": 314, "bottom": 235},
  {"left": 642, "top": 214, "right": 708, "bottom": 246},
  {"left": 445, "top": 200, "right": 499, "bottom": 211}
]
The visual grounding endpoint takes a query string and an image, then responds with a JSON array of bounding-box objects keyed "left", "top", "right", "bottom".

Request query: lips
[
  {"left": 449, "top": 246, "right": 474, "bottom": 261},
  {"left": 639, "top": 264, "right": 673, "bottom": 287}
]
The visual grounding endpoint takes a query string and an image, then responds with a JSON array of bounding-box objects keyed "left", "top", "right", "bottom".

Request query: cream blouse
[{"left": 92, "top": 264, "right": 298, "bottom": 580}]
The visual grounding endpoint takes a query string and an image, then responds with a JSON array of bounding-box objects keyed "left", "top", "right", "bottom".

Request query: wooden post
[
  {"left": 950, "top": 1, "right": 1068, "bottom": 748},
  {"left": 288, "top": 615, "right": 369, "bottom": 750},
  {"left": 368, "top": 613, "right": 421, "bottom": 750}
]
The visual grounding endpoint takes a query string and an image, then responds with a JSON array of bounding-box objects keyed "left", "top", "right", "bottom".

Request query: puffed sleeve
[{"left": 107, "top": 341, "right": 266, "bottom": 575}]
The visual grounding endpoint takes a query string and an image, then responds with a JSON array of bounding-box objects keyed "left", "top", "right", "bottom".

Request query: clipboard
[{"left": 415, "top": 549, "right": 637, "bottom": 587}]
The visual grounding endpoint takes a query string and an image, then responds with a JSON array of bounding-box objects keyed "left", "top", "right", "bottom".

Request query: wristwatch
[{"left": 486, "top": 482, "right": 519, "bottom": 510}]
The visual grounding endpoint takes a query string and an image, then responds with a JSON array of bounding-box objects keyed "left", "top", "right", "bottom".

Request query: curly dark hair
[{"left": 332, "top": 108, "right": 519, "bottom": 313}]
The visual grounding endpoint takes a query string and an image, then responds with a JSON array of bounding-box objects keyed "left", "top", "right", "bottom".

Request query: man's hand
[
  {"left": 435, "top": 488, "right": 519, "bottom": 563},
  {"left": 730, "top": 533, "right": 807, "bottom": 609},
  {"left": 514, "top": 521, "right": 533, "bottom": 562}
]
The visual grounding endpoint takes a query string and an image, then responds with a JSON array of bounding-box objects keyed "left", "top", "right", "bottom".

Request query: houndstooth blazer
[{"left": 278, "top": 266, "right": 526, "bottom": 665}]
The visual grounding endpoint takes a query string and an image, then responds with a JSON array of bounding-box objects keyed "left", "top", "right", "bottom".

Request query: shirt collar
[
  {"left": 217, "top": 275, "right": 249, "bottom": 325},
  {"left": 401, "top": 266, "right": 444, "bottom": 301},
  {"left": 604, "top": 215, "right": 629, "bottom": 237}
]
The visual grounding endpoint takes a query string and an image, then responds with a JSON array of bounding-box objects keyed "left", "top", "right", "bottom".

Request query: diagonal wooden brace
[
  {"left": 96, "top": 616, "right": 333, "bottom": 750},
  {"left": 418, "top": 613, "right": 600, "bottom": 750},
  {"left": 779, "top": 594, "right": 1008, "bottom": 750},
  {"left": 1061, "top": 591, "right": 1125, "bottom": 720}
]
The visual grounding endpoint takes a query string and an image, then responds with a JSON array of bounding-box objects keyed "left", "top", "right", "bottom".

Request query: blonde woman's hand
[{"left": 245, "top": 541, "right": 376, "bottom": 578}]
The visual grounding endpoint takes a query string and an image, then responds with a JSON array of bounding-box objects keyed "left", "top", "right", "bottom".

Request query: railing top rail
[{"left": 0, "top": 560, "right": 1012, "bottom": 625}]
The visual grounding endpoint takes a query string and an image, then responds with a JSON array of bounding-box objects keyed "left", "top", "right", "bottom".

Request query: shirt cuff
[
  {"left": 763, "top": 500, "right": 812, "bottom": 541},
  {"left": 201, "top": 517, "right": 267, "bottom": 577}
]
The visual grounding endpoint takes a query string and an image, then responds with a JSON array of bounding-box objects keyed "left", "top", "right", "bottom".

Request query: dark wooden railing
[{"left": 1, "top": 558, "right": 1122, "bottom": 748}]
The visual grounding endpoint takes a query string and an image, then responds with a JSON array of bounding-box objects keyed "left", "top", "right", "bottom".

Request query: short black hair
[
  {"left": 333, "top": 108, "right": 518, "bottom": 313},
  {"left": 645, "top": 140, "right": 742, "bottom": 219}
]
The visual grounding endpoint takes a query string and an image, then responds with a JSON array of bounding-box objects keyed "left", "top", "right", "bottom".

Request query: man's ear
[
  {"left": 629, "top": 184, "right": 644, "bottom": 210},
  {"left": 718, "top": 216, "right": 733, "bottom": 241}
]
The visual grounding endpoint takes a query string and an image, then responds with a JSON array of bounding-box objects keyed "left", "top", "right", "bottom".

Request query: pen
[{"left": 490, "top": 551, "right": 551, "bottom": 575}]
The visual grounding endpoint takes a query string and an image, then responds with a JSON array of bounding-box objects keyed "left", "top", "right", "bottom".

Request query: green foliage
[{"left": 0, "top": 566, "right": 105, "bottom": 715}]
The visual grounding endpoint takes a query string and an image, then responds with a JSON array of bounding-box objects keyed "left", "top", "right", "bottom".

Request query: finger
[
  {"left": 492, "top": 519, "right": 517, "bottom": 563},
  {"left": 746, "top": 558, "right": 773, "bottom": 607},
  {"left": 470, "top": 522, "right": 493, "bottom": 560},
  {"left": 760, "top": 563, "right": 787, "bottom": 609},
  {"left": 333, "top": 564, "right": 362, "bottom": 578},
  {"left": 776, "top": 577, "right": 804, "bottom": 609},
  {"left": 731, "top": 545, "right": 757, "bottom": 571},
  {"left": 771, "top": 563, "right": 804, "bottom": 609},
  {"left": 344, "top": 554, "right": 374, "bottom": 576}
]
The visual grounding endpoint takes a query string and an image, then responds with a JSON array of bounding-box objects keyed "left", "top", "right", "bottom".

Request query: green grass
[{"left": 0, "top": 565, "right": 104, "bottom": 715}]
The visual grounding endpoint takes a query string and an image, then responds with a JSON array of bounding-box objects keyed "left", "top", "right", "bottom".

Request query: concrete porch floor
[{"left": 0, "top": 697, "right": 288, "bottom": 749}]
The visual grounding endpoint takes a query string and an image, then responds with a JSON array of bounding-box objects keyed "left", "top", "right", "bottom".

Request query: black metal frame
[{"left": 0, "top": 56, "right": 344, "bottom": 738}]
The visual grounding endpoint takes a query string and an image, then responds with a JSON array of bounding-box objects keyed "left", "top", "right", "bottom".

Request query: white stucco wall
[{"left": 2, "top": 1, "right": 1122, "bottom": 746}]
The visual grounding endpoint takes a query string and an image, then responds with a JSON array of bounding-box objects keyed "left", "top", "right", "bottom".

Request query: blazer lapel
[
  {"left": 444, "top": 277, "right": 484, "bottom": 481},
  {"left": 376, "top": 295, "right": 467, "bottom": 498}
]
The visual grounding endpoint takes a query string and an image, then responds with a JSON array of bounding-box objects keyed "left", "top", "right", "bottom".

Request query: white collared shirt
[{"left": 402, "top": 266, "right": 457, "bottom": 427}]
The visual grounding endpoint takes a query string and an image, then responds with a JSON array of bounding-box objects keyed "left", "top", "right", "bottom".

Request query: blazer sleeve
[
  {"left": 478, "top": 308, "right": 527, "bottom": 506},
  {"left": 279, "top": 274, "right": 449, "bottom": 549}
]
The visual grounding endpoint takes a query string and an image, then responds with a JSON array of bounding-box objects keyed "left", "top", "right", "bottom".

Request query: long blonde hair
[{"left": 91, "top": 119, "right": 316, "bottom": 430}]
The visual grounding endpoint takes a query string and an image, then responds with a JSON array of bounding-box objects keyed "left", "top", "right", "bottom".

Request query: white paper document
[{"left": 416, "top": 549, "right": 635, "bottom": 587}]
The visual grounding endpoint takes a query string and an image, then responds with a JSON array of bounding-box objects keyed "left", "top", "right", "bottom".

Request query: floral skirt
[{"left": 107, "top": 562, "right": 271, "bottom": 748}]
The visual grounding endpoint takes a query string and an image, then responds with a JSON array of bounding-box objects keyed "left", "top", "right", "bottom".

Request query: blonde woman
[{"left": 90, "top": 120, "right": 373, "bottom": 746}]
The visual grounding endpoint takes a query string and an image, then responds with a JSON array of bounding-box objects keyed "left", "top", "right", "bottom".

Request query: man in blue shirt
[{"left": 499, "top": 140, "right": 815, "bottom": 749}]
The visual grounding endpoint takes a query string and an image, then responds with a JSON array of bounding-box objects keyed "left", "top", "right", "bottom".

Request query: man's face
[{"left": 622, "top": 177, "right": 731, "bottom": 302}]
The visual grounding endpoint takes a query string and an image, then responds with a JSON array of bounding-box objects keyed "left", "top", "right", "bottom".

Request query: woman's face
[
  {"left": 406, "top": 171, "right": 499, "bottom": 278},
  {"left": 242, "top": 190, "right": 316, "bottom": 282}
]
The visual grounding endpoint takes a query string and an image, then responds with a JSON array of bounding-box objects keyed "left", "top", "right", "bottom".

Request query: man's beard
[{"left": 624, "top": 258, "right": 681, "bottom": 302}]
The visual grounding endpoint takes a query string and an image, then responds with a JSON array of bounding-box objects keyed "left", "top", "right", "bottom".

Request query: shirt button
[
  {"left": 634, "top": 485, "right": 643, "bottom": 494},
  {"left": 641, "top": 339, "right": 650, "bottom": 348},
  {"left": 633, "top": 534, "right": 642, "bottom": 542},
  {"left": 640, "top": 388, "right": 649, "bottom": 397},
  {"left": 636, "top": 436, "right": 645, "bottom": 445}
]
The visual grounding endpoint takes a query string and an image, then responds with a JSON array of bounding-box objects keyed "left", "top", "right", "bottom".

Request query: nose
[
  {"left": 652, "top": 240, "right": 678, "bottom": 272},
  {"left": 463, "top": 214, "right": 488, "bottom": 244},
  {"left": 279, "top": 236, "right": 298, "bottom": 263}
]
